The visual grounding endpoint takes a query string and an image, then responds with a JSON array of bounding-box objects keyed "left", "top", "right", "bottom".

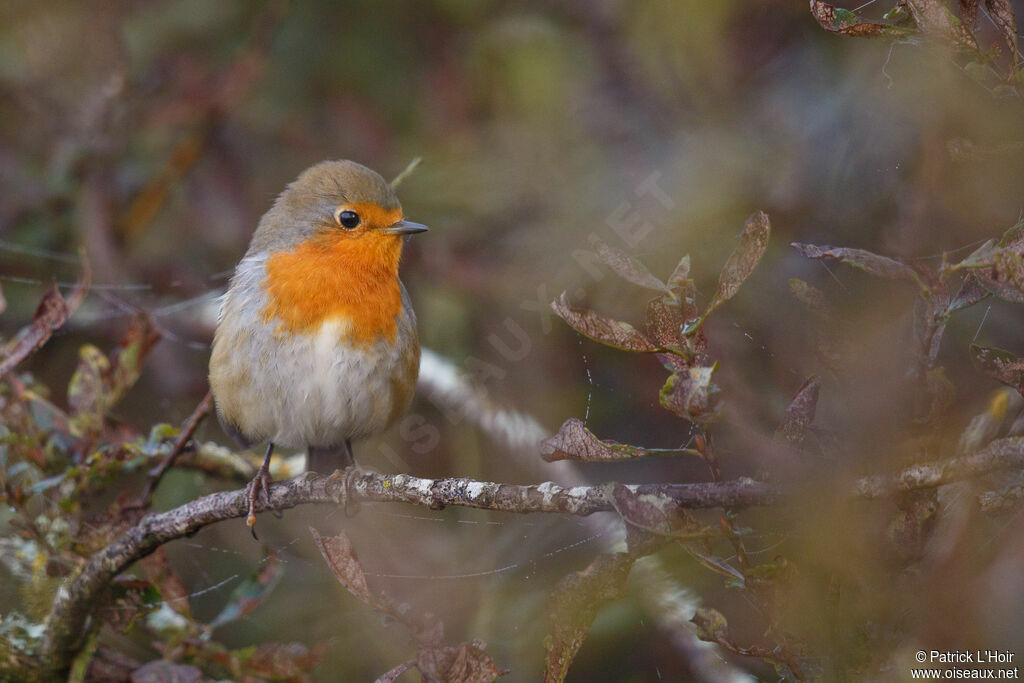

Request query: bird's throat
[{"left": 260, "top": 232, "right": 405, "bottom": 345}]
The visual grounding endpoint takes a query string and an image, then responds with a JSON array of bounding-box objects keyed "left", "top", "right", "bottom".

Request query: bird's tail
[{"left": 306, "top": 440, "right": 353, "bottom": 475}]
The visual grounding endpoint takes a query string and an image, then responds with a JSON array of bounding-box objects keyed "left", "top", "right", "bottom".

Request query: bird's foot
[{"left": 245, "top": 461, "right": 274, "bottom": 533}]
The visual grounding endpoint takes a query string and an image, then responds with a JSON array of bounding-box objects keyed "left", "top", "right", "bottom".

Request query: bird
[{"left": 208, "top": 159, "right": 427, "bottom": 527}]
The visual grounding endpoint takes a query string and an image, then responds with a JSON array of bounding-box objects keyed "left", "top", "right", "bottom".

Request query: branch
[
  {"left": 37, "top": 436, "right": 1024, "bottom": 673},
  {"left": 853, "top": 437, "right": 1024, "bottom": 498},
  {"left": 38, "top": 471, "right": 776, "bottom": 673}
]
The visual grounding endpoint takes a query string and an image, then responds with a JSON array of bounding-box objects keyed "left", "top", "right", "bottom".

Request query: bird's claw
[{"left": 245, "top": 464, "right": 273, "bottom": 531}]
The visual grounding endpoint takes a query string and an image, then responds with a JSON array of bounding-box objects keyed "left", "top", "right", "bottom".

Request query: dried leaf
[
  {"left": 976, "top": 250, "right": 1024, "bottom": 302},
  {"left": 551, "top": 292, "right": 659, "bottom": 352},
  {"left": 438, "top": 640, "right": 503, "bottom": 683},
  {"left": 691, "top": 606, "right": 730, "bottom": 644},
  {"left": 905, "top": 0, "right": 980, "bottom": 50},
  {"left": 959, "top": 0, "right": 979, "bottom": 28},
  {"left": 667, "top": 255, "right": 692, "bottom": 294},
  {"left": 946, "top": 273, "right": 991, "bottom": 316},
  {"left": 971, "top": 344, "right": 1024, "bottom": 395},
  {"left": 810, "top": 0, "right": 916, "bottom": 37},
  {"left": 985, "top": 0, "right": 1019, "bottom": 68},
  {"left": 607, "top": 483, "right": 707, "bottom": 543},
  {"left": 244, "top": 642, "right": 326, "bottom": 680},
  {"left": 775, "top": 376, "right": 821, "bottom": 447},
  {"left": 541, "top": 418, "right": 694, "bottom": 463},
  {"left": 705, "top": 211, "right": 771, "bottom": 318},
  {"left": 645, "top": 295, "right": 687, "bottom": 351},
  {"left": 0, "top": 284, "right": 69, "bottom": 378},
  {"left": 788, "top": 279, "right": 831, "bottom": 321},
  {"left": 791, "top": 242, "right": 924, "bottom": 287},
  {"left": 544, "top": 553, "right": 635, "bottom": 683},
  {"left": 310, "top": 527, "right": 375, "bottom": 607},
  {"left": 208, "top": 552, "right": 283, "bottom": 628},
  {"left": 130, "top": 659, "right": 203, "bottom": 683},
  {"left": 659, "top": 365, "right": 721, "bottom": 424},
  {"left": 107, "top": 314, "right": 161, "bottom": 404},
  {"left": 588, "top": 235, "right": 668, "bottom": 292},
  {"left": 140, "top": 547, "right": 191, "bottom": 619}
]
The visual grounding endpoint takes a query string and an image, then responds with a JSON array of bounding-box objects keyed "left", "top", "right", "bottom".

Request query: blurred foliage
[{"left": 3, "top": 0, "right": 1024, "bottom": 680}]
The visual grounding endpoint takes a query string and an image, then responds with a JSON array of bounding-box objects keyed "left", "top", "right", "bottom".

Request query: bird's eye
[{"left": 336, "top": 210, "right": 360, "bottom": 229}]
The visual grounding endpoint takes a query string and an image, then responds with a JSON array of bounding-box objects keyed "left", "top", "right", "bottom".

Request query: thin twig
[{"left": 136, "top": 391, "right": 214, "bottom": 506}]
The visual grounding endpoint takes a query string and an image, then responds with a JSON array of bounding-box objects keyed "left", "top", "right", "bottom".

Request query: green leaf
[{"left": 208, "top": 552, "right": 283, "bottom": 629}]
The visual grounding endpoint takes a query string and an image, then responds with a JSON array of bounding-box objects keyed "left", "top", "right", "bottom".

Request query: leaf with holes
[
  {"left": 544, "top": 552, "right": 635, "bottom": 683},
  {"left": 551, "top": 292, "right": 659, "bottom": 352},
  {"left": 589, "top": 234, "right": 668, "bottom": 292},
  {"left": 904, "top": 0, "right": 980, "bottom": 50},
  {"left": 810, "top": 0, "right": 916, "bottom": 37},
  {"left": 541, "top": 418, "right": 695, "bottom": 463},
  {"left": 705, "top": 211, "right": 771, "bottom": 319},
  {"left": 971, "top": 344, "right": 1024, "bottom": 395}
]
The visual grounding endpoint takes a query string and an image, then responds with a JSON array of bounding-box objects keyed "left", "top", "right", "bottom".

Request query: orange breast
[{"left": 260, "top": 228, "right": 405, "bottom": 346}]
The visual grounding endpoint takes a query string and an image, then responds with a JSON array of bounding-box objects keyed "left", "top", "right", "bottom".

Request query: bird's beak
[{"left": 386, "top": 220, "right": 429, "bottom": 236}]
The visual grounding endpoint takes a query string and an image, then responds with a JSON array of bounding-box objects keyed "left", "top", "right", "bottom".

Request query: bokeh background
[{"left": 3, "top": 0, "right": 1024, "bottom": 680}]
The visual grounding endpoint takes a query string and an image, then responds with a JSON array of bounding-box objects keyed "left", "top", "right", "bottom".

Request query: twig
[{"left": 136, "top": 391, "right": 214, "bottom": 506}]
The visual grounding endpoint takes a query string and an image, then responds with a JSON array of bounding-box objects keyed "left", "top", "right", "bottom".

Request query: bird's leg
[{"left": 246, "top": 442, "right": 275, "bottom": 532}]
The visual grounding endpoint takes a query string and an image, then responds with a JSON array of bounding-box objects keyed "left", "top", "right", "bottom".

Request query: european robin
[{"left": 208, "top": 159, "right": 427, "bottom": 526}]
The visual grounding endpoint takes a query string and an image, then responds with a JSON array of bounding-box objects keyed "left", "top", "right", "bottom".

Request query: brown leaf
[
  {"left": 440, "top": 640, "right": 503, "bottom": 683},
  {"left": 946, "top": 273, "right": 991, "bottom": 315},
  {"left": 810, "top": 0, "right": 916, "bottom": 37},
  {"left": 107, "top": 313, "right": 162, "bottom": 404},
  {"left": 775, "top": 376, "right": 821, "bottom": 447},
  {"left": 544, "top": 553, "right": 635, "bottom": 683},
  {"left": 0, "top": 284, "right": 69, "bottom": 378},
  {"left": 645, "top": 295, "right": 687, "bottom": 351},
  {"left": 588, "top": 234, "right": 668, "bottom": 292},
  {"left": 788, "top": 279, "right": 831, "bottom": 321},
  {"left": 245, "top": 642, "right": 326, "bottom": 679},
  {"left": 971, "top": 344, "right": 1024, "bottom": 395},
  {"left": 659, "top": 365, "right": 721, "bottom": 424},
  {"left": 959, "top": 0, "right": 979, "bottom": 28},
  {"left": 705, "top": 211, "right": 771, "bottom": 318},
  {"left": 607, "top": 483, "right": 707, "bottom": 543},
  {"left": 310, "top": 527, "right": 375, "bottom": 606},
  {"left": 541, "top": 418, "right": 692, "bottom": 463},
  {"left": 551, "top": 292, "right": 659, "bottom": 352},
  {"left": 984, "top": 0, "right": 1018, "bottom": 59},
  {"left": 791, "top": 242, "right": 925, "bottom": 287},
  {"left": 905, "top": 0, "right": 980, "bottom": 50},
  {"left": 975, "top": 250, "right": 1024, "bottom": 302},
  {"left": 140, "top": 547, "right": 191, "bottom": 619}
]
